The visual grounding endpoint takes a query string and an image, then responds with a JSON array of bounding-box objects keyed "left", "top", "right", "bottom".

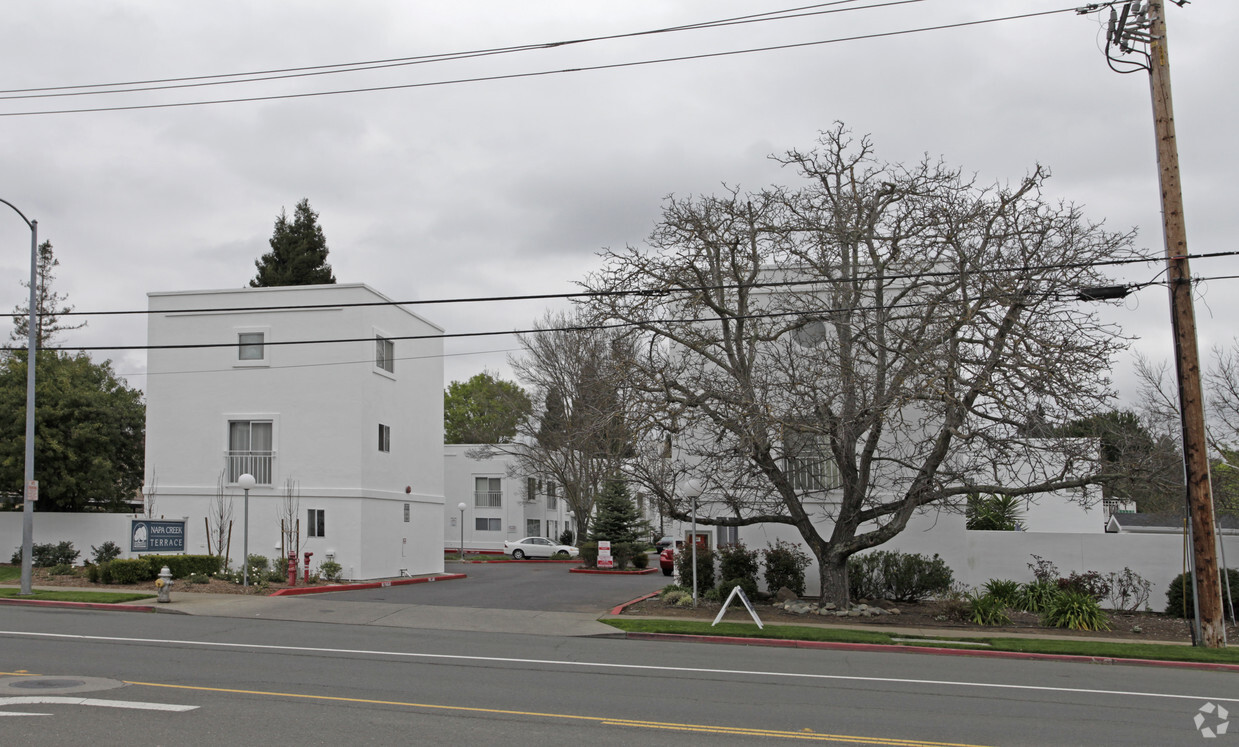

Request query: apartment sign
[{"left": 131, "top": 520, "right": 186, "bottom": 553}]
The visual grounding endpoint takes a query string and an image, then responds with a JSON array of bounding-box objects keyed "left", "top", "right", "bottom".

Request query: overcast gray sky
[{"left": 0, "top": 1, "right": 1234, "bottom": 404}]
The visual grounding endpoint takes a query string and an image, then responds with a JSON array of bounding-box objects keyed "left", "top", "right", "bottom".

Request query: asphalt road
[
  {"left": 329, "top": 560, "right": 668, "bottom": 612},
  {"left": 0, "top": 606, "right": 1233, "bottom": 745}
]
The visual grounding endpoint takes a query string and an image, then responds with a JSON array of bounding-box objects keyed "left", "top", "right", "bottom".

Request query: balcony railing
[
  {"left": 474, "top": 490, "right": 502, "bottom": 508},
  {"left": 227, "top": 450, "right": 274, "bottom": 485}
]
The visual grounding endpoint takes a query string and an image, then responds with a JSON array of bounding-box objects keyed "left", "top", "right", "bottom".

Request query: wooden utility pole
[{"left": 1145, "top": 0, "right": 1224, "bottom": 648}]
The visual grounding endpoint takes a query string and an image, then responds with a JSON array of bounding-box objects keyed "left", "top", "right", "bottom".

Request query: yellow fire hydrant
[{"left": 156, "top": 565, "right": 174, "bottom": 603}]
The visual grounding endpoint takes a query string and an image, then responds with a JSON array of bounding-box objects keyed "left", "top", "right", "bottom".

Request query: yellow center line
[{"left": 123, "top": 679, "right": 991, "bottom": 747}]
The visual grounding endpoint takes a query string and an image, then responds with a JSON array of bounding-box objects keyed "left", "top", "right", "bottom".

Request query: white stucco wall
[
  {"left": 443, "top": 444, "right": 573, "bottom": 551},
  {"left": 143, "top": 284, "right": 445, "bottom": 579}
]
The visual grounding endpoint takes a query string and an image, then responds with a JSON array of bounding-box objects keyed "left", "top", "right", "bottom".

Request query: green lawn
[
  {"left": 602, "top": 618, "right": 1239, "bottom": 666},
  {"left": 0, "top": 565, "right": 19, "bottom": 583},
  {"left": 0, "top": 588, "right": 154, "bottom": 604}
]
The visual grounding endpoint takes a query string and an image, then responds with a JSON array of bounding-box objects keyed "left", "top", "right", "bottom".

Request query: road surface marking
[
  {"left": 0, "top": 696, "right": 196, "bottom": 712},
  {"left": 0, "top": 629, "right": 1233, "bottom": 705}
]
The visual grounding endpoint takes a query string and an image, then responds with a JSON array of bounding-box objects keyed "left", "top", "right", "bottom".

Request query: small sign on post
[
  {"left": 597, "top": 540, "right": 613, "bottom": 569},
  {"left": 24, "top": 480, "right": 37, "bottom": 503}
]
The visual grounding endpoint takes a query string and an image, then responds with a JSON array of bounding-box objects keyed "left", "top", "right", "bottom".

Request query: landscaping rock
[{"left": 775, "top": 587, "right": 799, "bottom": 603}]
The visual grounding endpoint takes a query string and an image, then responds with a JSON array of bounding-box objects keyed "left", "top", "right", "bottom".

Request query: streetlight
[
  {"left": 0, "top": 198, "right": 38, "bottom": 597},
  {"left": 238, "top": 473, "right": 256, "bottom": 588},
  {"left": 684, "top": 479, "right": 703, "bottom": 607},
  {"left": 457, "top": 502, "right": 467, "bottom": 560}
]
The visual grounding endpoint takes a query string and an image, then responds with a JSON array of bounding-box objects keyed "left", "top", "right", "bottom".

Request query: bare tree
[
  {"left": 278, "top": 477, "right": 301, "bottom": 558},
  {"left": 208, "top": 471, "right": 234, "bottom": 568},
  {"left": 586, "top": 124, "right": 1134, "bottom": 604},
  {"left": 143, "top": 473, "right": 158, "bottom": 518}
]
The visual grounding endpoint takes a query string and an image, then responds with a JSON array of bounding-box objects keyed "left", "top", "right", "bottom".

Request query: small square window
[
  {"left": 403, "top": 503, "right": 410, "bottom": 523},
  {"left": 238, "top": 332, "right": 264, "bottom": 361},
  {"left": 307, "top": 509, "right": 326, "bottom": 538},
  {"left": 376, "top": 336, "right": 394, "bottom": 373},
  {"left": 378, "top": 424, "right": 391, "bottom": 453}
]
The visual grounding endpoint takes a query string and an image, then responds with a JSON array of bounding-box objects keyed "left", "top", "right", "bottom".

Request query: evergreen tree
[
  {"left": 537, "top": 387, "right": 568, "bottom": 449},
  {"left": 589, "top": 476, "right": 644, "bottom": 543},
  {"left": 10, "top": 241, "right": 86, "bottom": 346},
  {"left": 251, "top": 198, "right": 337, "bottom": 287}
]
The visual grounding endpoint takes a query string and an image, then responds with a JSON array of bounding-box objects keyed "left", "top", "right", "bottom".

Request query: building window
[
  {"left": 547, "top": 520, "right": 558, "bottom": 542},
  {"left": 378, "top": 423, "right": 391, "bottom": 452},
  {"left": 526, "top": 519, "right": 541, "bottom": 537},
  {"left": 228, "top": 420, "right": 273, "bottom": 484},
  {"left": 308, "top": 509, "right": 326, "bottom": 538},
  {"left": 375, "top": 336, "right": 394, "bottom": 373},
  {"left": 783, "top": 431, "right": 840, "bottom": 493},
  {"left": 238, "top": 332, "right": 264, "bottom": 361},
  {"left": 525, "top": 477, "right": 537, "bottom": 503},
  {"left": 717, "top": 525, "right": 738, "bottom": 547},
  {"left": 403, "top": 503, "right": 410, "bottom": 522},
  {"left": 475, "top": 517, "right": 501, "bottom": 532},
  {"left": 474, "top": 477, "right": 502, "bottom": 508},
  {"left": 546, "top": 482, "right": 557, "bottom": 510}
]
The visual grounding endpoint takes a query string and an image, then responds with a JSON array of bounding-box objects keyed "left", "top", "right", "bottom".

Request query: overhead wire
[{"left": 0, "top": 6, "right": 1082, "bottom": 117}]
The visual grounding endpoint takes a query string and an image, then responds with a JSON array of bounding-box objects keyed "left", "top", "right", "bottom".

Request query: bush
[
  {"left": 559, "top": 528, "right": 574, "bottom": 546},
  {"left": 247, "top": 554, "right": 270, "bottom": 572},
  {"left": 630, "top": 549, "right": 649, "bottom": 569},
  {"left": 981, "top": 579, "right": 1021, "bottom": 607},
  {"left": 91, "top": 541, "right": 122, "bottom": 564},
  {"left": 108, "top": 558, "right": 156, "bottom": 584},
  {"left": 48, "top": 563, "right": 76, "bottom": 576},
  {"left": 1014, "top": 580, "right": 1060, "bottom": 613},
  {"left": 140, "top": 555, "right": 222, "bottom": 579},
  {"left": 1058, "top": 570, "right": 1110, "bottom": 602},
  {"left": 1042, "top": 589, "right": 1109, "bottom": 631},
  {"left": 762, "top": 540, "right": 810, "bottom": 596},
  {"left": 968, "top": 591, "right": 1012, "bottom": 626},
  {"left": 86, "top": 563, "right": 100, "bottom": 583},
  {"left": 578, "top": 542, "right": 598, "bottom": 568},
  {"left": 1027, "top": 554, "right": 1059, "bottom": 584},
  {"left": 660, "top": 584, "right": 688, "bottom": 599},
  {"left": 717, "top": 543, "right": 760, "bottom": 590},
  {"left": 608, "top": 542, "right": 638, "bottom": 570},
  {"left": 848, "top": 551, "right": 954, "bottom": 602},
  {"left": 717, "top": 576, "right": 759, "bottom": 600},
  {"left": 1165, "top": 568, "right": 1239, "bottom": 618},
  {"left": 675, "top": 544, "right": 715, "bottom": 591},
  {"left": 1104, "top": 567, "right": 1152, "bottom": 612},
  {"left": 11, "top": 541, "right": 80, "bottom": 568},
  {"left": 320, "top": 560, "right": 343, "bottom": 582}
]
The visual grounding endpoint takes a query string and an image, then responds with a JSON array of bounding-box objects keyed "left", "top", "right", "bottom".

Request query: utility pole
[{"left": 1095, "top": 0, "right": 1224, "bottom": 647}]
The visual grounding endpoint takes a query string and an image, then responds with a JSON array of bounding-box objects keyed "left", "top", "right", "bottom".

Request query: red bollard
[
  {"left": 303, "top": 551, "right": 314, "bottom": 583},
  {"left": 287, "top": 550, "right": 297, "bottom": 586}
]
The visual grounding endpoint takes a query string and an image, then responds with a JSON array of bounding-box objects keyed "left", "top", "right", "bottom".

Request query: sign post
[{"left": 597, "top": 540, "right": 613, "bottom": 569}]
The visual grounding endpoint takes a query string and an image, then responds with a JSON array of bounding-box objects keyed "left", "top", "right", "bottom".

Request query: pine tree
[
  {"left": 10, "top": 241, "right": 86, "bottom": 346},
  {"left": 251, "top": 198, "right": 337, "bottom": 287},
  {"left": 589, "top": 476, "right": 644, "bottom": 543}
]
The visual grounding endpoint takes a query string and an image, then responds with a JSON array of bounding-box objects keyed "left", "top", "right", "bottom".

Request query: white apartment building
[{"left": 145, "top": 284, "right": 445, "bottom": 580}]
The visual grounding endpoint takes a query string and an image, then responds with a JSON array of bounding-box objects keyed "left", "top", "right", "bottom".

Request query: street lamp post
[
  {"left": 238, "top": 473, "right": 256, "bottom": 588},
  {"left": 457, "top": 502, "right": 467, "bottom": 560},
  {"left": 684, "top": 479, "right": 703, "bottom": 607},
  {"left": 0, "top": 198, "right": 38, "bottom": 597}
]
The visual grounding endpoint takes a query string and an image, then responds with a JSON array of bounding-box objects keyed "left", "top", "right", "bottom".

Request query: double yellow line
[{"left": 126, "top": 679, "right": 990, "bottom": 747}]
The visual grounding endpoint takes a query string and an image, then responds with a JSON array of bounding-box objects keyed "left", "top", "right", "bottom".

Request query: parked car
[
  {"left": 654, "top": 536, "right": 675, "bottom": 551},
  {"left": 659, "top": 546, "right": 675, "bottom": 576},
  {"left": 503, "top": 537, "right": 580, "bottom": 560}
]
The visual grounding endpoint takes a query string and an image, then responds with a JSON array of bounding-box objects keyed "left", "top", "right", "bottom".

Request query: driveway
[{"left": 323, "top": 560, "right": 667, "bottom": 613}]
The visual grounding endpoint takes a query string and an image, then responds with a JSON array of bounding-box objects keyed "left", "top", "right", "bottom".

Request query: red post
[
  {"left": 303, "top": 551, "right": 314, "bottom": 583},
  {"left": 287, "top": 550, "right": 297, "bottom": 586}
]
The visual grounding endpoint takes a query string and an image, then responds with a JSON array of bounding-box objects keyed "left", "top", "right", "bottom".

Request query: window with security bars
[
  {"left": 474, "top": 477, "right": 502, "bottom": 507},
  {"left": 227, "top": 420, "right": 273, "bottom": 484},
  {"left": 783, "top": 430, "right": 841, "bottom": 493}
]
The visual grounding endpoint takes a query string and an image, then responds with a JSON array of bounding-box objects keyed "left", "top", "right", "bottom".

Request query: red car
[{"left": 659, "top": 546, "right": 675, "bottom": 576}]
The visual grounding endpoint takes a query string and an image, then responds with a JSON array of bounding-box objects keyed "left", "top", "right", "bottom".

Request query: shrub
[
  {"left": 578, "top": 542, "right": 598, "bottom": 568},
  {"left": 660, "top": 584, "right": 688, "bottom": 599},
  {"left": 1165, "top": 569, "right": 1239, "bottom": 618},
  {"left": 186, "top": 572, "right": 210, "bottom": 585},
  {"left": 247, "top": 554, "right": 270, "bottom": 572},
  {"left": 559, "top": 528, "right": 574, "bottom": 546},
  {"left": 91, "top": 541, "right": 122, "bottom": 564},
  {"left": 1014, "top": 580, "right": 1060, "bottom": 613},
  {"left": 86, "top": 563, "right": 100, "bottom": 583},
  {"left": 1104, "top": 567, "right": 1152, "bottom": 612},
  {"left": 717, "top": 576, "right": 759, "bottom": 600},
  {"left": 717, "top": 543, "right": 760, "bottom": 591},
  {"left": 608, "top": 542, "right": 637, "bottom": 570},
  {"left": 1042, "top": 589, "right": 1109, "bottom": 631},
  {"left": 630, "top": 549, "right": 649, "bottom": 569},
  {"left": 968, "top": 591, "right": 1012, "bottom": 626},
  {"left": 981, "top": 579, "right": 1021, "bottom": 607},
  {"left": 1058, "top": 570, "right": 1110, "bottom": 602},
  {"left": 675, "top": 544, "right": 715, "bottom": 592},
  {"left": 48, "top": 563, "right": 76, "bottom": 576},
  {"left": 762, "top": 540, "right": 810, "bottom": 596},
  {"left": 97, "top": 562, "right": 113, "bottom": 584},
  {"left": 141, "top": 555, "right": 222, "bottom": 579},
  {"left": 1027, "top": 554, "right": 1059, "bottom": 584},
  {"left": 848, "top": 551, "right": 954, "bottom": 602},
  {"left": 12, "top": 541, "right": 80, "bottom": 568},
  {"left": 109, "top": 558, "right": 156, "bottom": 584},
  {"left": 320, "top": 560, "right": 343, "bottom": 582},
  {"left": 703, "top": 586, "right": 722, "bottom": 602}
]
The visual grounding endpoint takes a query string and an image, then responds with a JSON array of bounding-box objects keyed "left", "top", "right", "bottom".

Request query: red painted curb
[
  {"left": 269, "top": 573, "right": 467, "bottom": 596},
  {"left": 611, "top": 590, "right": 662, "bottom": 616},
  {"left": 570, "top": 567, "right": 659, "bottom": 575},
  {"left": 621, "top": 632, "right": 1239, "bottom": 673},
  {"left": 0, "top": 598, "right": 155, "bottom": 613}
]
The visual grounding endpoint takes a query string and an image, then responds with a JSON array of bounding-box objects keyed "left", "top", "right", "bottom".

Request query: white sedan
[{"left": 503, "top": 537, "right": 580, "bottom": 560}]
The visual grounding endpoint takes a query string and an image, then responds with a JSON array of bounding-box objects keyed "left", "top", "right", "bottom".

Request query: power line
[
  {"left": 12, "top": 250, "right": 1233, "bottom": 321},
  {"left": 0, "top": 6, "right": 1080, "bottom": 117},
  {"left": 0, "top": 1, "right": 917, "bottom": 100}
]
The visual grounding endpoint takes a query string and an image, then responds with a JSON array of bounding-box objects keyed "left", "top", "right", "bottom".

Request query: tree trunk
[{"left": 818, "top": 555, "right": 849, "bottom": 607}]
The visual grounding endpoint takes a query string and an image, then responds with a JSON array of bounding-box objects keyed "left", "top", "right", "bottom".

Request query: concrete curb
[
  {"left": 269, "top": 573, "right": 467, "bottom": 596},
  {"left": 0, "top": 597, "right": 156, "bottom": 613},
  {"left": 570, "top": 567, "right": 659, "bottom": 575},
  {"left": 617, "top": 631, "right": 1239, "bottom": 673}
]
